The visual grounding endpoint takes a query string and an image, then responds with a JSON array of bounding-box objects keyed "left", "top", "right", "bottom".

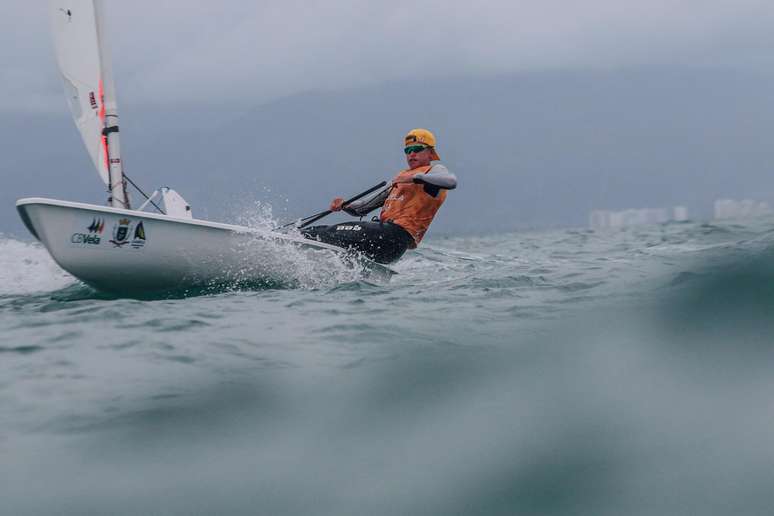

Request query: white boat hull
[{"left": 16, "top": 198, "right": 394, "bottom": 293}]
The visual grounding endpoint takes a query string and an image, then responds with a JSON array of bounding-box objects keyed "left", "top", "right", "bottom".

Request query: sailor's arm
[
  {"left": 330, "top": 165, "right": 457, "bottom": 213},
  {"left": 329, "top": 183, "right": 391, "bottom": 216},
  {"left": 412, "top": 164, "right": 457, "bottom": 190}
]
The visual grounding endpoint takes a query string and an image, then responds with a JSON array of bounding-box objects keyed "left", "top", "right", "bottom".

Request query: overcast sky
[
  {"left": 4, "top": 0, "right": 774, "bottom": 113},
  {"left": 5, "top": 1, "right": 774, "bottom": 236}
]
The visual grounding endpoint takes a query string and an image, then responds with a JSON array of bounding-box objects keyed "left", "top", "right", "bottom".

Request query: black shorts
[{"left": 300, "top": 221, "right": 414, "bottom": 264}]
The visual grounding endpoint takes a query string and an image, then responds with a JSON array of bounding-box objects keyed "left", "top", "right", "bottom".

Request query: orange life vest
[{"left": 380, "top": 165, "right": 447, "bottom": 248}]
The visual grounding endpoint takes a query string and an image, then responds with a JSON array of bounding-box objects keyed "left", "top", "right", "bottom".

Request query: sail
[
  {"left": 50, "top": 0, "right": 129, "bottom": 208},
  {"left": 50, "top": 1, "right": 108, "bottom": 185}
]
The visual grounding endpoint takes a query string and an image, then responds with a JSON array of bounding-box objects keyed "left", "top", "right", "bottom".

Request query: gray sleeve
[
  {"left": 413, "top": 164, "right": 457, "bottom": 190},
  {"left": 342, "top": 183, "right": 391, "bottom": 217}
]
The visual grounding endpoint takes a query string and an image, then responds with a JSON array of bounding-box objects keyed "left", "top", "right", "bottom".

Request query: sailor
[{"left": 301, "top": 128, "right": 457, "bottom": 263}]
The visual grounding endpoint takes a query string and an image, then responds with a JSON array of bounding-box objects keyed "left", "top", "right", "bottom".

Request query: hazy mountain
[{"left": 4, "top": 68, "right": 774, "bottom": 238}]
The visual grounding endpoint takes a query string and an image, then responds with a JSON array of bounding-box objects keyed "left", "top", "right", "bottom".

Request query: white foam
[
  {"left": 229, "top": 204, "right": 375, "bottom": 290},
  {"left": 0, "top": 235, "right": 75, "bottom": 296},
  {"left": 234, "top": 199, "right": 280, "bottom": 232},
  {"left": 236, "top": 230, "right": 376, "bottom": 290}
]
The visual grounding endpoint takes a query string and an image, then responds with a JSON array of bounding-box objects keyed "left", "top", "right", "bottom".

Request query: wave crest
[{"left": 0, "top": 235, "right": 75, "bottom": 296}]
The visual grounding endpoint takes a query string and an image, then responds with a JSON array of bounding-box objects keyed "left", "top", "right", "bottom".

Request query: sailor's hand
[{"left": 330, "top": 197, "right": 344, "bottom": 211}]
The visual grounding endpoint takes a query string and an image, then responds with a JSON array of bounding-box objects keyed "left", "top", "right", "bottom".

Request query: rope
[{"left": 123, "top": 173, "right": 166, "bottom": 215}]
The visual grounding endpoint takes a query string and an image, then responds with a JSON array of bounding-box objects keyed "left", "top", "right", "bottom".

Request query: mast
[{"left": 93, "top": 0, "right": 129, "bottom": 209}]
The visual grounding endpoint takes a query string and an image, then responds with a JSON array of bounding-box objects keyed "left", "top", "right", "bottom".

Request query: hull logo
[
  {"left": 71, "top": 233, "right": 100, "bottom": 245},
  {"left": 110, "top": 218, "right": 147, "bottom": 249},
  {"left": 110, "top": 218, "right": 131, "bottom": 247},
  {"left": 87, "top": 218, "right": 105, "bottom": 234},
  {"left": 71, "top": 218, "right": 105, "bottom": 245},
  {"left": 71, "top": 217, "right": 147, "bottom": 249},
  {"left": 131, "top": 222, "right": 146, "bottom": 249}
]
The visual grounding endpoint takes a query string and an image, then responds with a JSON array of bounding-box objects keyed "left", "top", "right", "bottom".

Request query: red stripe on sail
[
  {"left": 98, "top": 80, "right": 109, "bottom": 173},
  {"left": 98, "top": 80, "right": 106, "bottom": 121}
]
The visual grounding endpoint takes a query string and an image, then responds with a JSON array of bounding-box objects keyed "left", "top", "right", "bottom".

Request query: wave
[{"left": 0, "top": 235, "right": 75, "bottom": 296}]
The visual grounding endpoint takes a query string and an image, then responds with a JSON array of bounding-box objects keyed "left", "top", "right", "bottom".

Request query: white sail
[{"left": 50, "top": 0, "right": 129, "bottom": 208}]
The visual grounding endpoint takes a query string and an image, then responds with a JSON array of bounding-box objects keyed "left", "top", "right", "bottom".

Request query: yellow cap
[{"left": 404, "top": 128, "right": 441, "bottom": 161}]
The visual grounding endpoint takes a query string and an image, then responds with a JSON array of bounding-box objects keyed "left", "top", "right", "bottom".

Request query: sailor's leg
[
  {"left": 360, "top": 222, "right": 414, "bottom": 263},
  {"left": 301, "top": 221, "right": 413, "bottom": 263},
  {"left": 305, "top": 222, "right": 411, "bottom": 263}
]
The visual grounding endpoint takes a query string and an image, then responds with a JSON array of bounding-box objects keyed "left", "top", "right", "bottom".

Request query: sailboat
[{"left": 16, "top": 0, "right": 393, "bottom": 294}]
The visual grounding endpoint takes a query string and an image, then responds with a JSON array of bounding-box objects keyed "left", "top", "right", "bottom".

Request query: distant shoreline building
[
  {"left": 589, "top": 206, "right": 689, "bottom": 229},
  {"left": 713, "top": 199, "right": 771, "bottom": 220}
]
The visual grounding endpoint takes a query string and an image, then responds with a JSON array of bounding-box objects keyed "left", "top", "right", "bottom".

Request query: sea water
[{"left": 3, "top": 217, "right": 774, "bottom": 515}]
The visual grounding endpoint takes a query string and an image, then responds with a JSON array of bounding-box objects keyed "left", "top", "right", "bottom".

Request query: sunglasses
[{"left": 404, "top": 145, "right": 429, "bottom": 155}]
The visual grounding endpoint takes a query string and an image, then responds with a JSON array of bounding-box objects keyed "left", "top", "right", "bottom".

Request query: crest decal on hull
[
  {"left": 110, "top": 218, "right": 131, "bottom": 247},
  {"left": 109, "top": 218, "right": 147, "bottom": 249}
]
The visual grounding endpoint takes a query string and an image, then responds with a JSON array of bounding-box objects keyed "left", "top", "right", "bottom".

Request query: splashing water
[
  {"left": 234, "top": 198, "right": 281, "bottom": 232},
  {"left": 0, "top": 234, "right": 75, "bottom": 296},
  {"left": 224, "top": 200, "right": 388, "bottom": 290}
]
